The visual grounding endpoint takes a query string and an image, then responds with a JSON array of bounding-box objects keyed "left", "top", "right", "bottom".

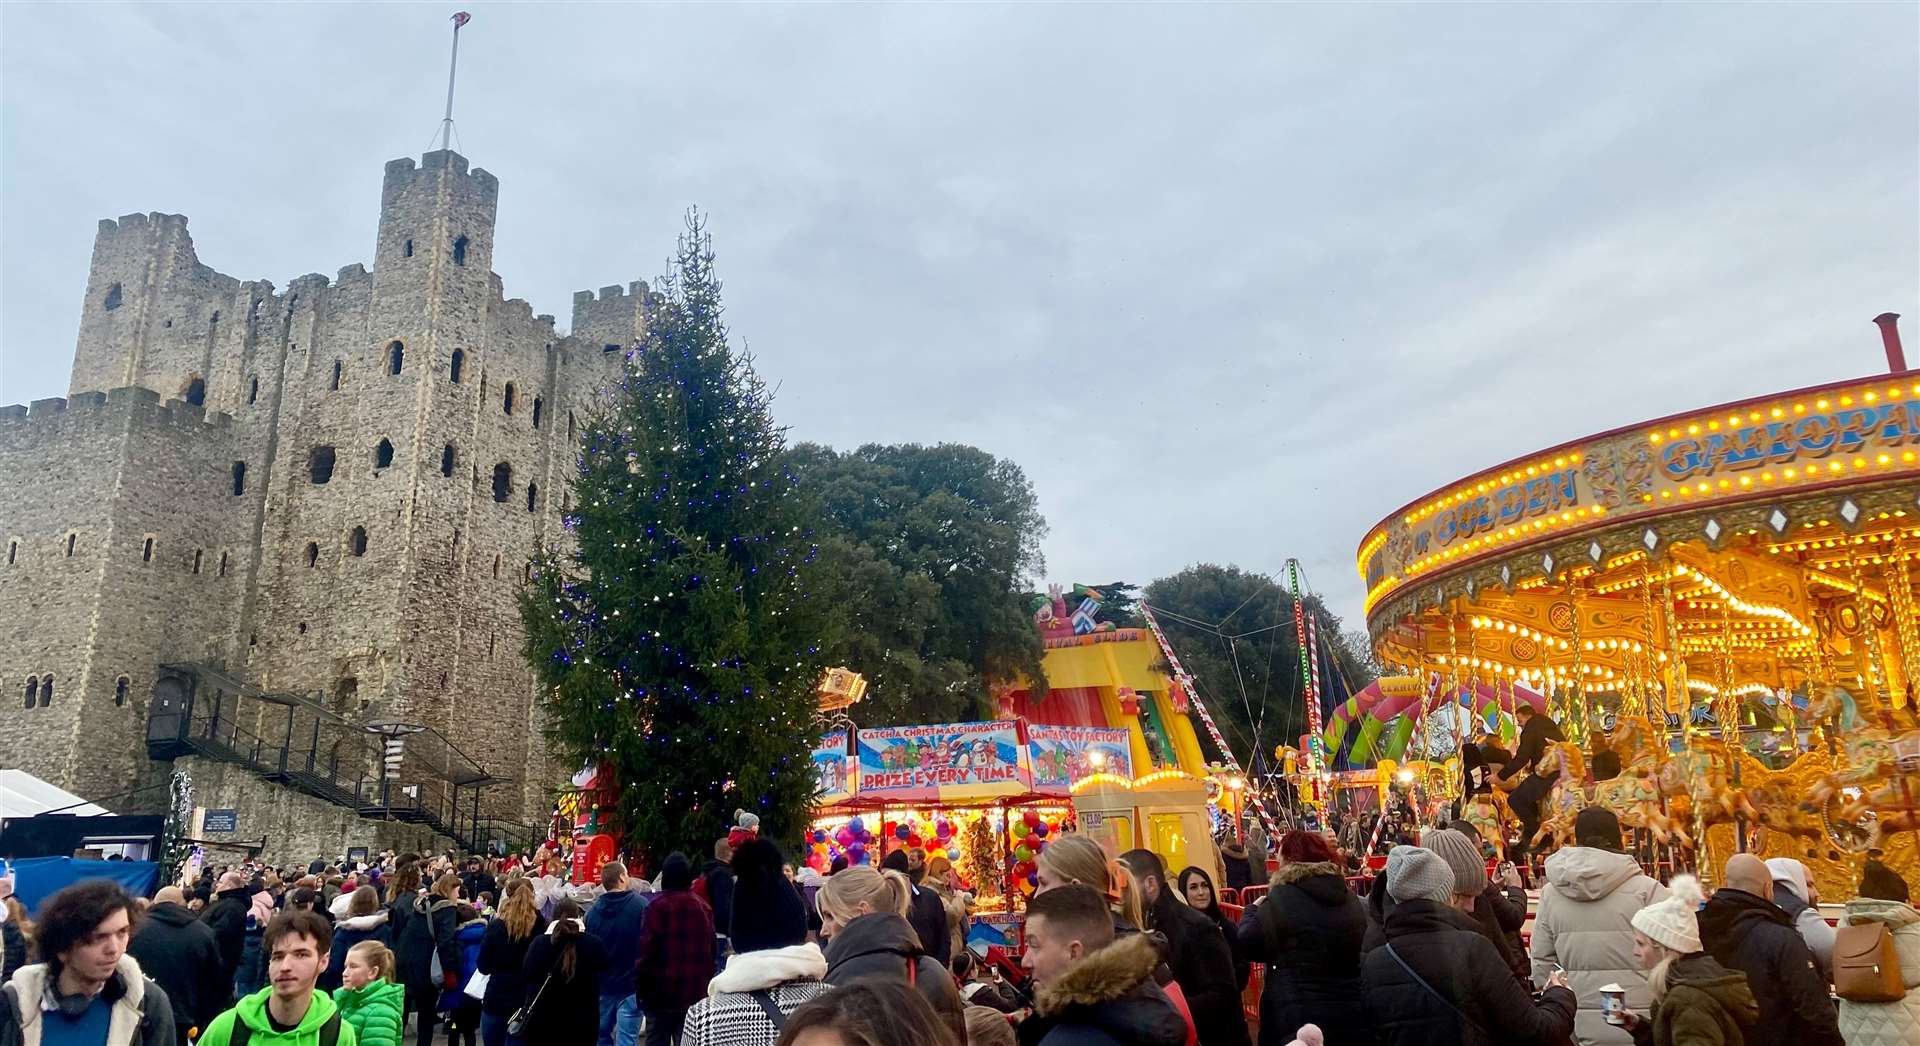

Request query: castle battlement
[{"left": 0, "top": 386, "right": 234, "bottom": 435}]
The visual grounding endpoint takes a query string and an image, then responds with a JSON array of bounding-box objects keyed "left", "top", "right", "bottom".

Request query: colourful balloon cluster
[
  {"left": 806, "top": 813, "right": 966, "bottom": 874},
  {"left": 880, "top": 813, "right": 962, "bottom": 866},
  {"left": 1008, "top": 809, "right": 1062, "bottom": 897}
]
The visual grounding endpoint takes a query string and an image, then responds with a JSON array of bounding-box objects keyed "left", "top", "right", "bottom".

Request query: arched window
[
  {"left": 492, "top": 463, "right": 512, "bottom": 503},
  {"left": 248, "top": 377, "right": 259, "bottom": 404},
  {"left": 388, "top": 340, "right": 405, "bottom": 375},
  {"left": 331, "top": 360, "right": 343, "bottom": 391},
  {"left": 450, "top": 348, "right": 464, "bottom": 384},
  {"left": 453, "top": 235, "right": 469, "bottom": 266},
  {"left": 532, "top": 397, "right": 543, "bottom": 429},
  {"left": 232, "top": 461, "right": 247, "bottom": 496},
  {"left": 527, "top": 482, "right": 538, "bottom": 512},
  {"left": 115, "top": 676, "right": 130, "bottom": 707},
  {"left": 104, "top": 284, "right": 124, "bottom": 310},
  {"left": 39, "top": 676, "right": 52, "bottom": 706},
  {"left": 503, "top": 383, "right": 516, "bottom": 415},
  {"left": 23, "top": 676, "right": 37, "bottom": 708},
  {"left": 374, "top": 438, "right": 395, "bottom": 469},
  {"left": 310, "top": 446, "right": 335, "bottom": 484},
  {"left": 305, "top": 542, "right": 319, "bottom": 568},
  {"left": 349, "top": 526, "right": 368, "bottom": 557},
  {"left": 143, "top": 537, "right": 154, "bottom": 562},
  {"left": 441, "top": 443, "right": 456, "bottom": 477},
  {"left": 185, "top": 378, "right": 206, "bottom": 406}
]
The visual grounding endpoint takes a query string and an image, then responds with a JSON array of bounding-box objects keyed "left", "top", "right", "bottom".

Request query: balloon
[
  {"left": 812, "top": 829, "right": 827, "bottom": 844},
  {"left": 907, "top": 834, "right": 923, "bottom": 848},
  {"left": 1032, "top": 822, "right": 1049, "bottom": 839},
  {"left": 1023, "top": 810, "right": 1041, "bottom": 829},
  {"left": 935, "top": 819, "right": 952, "bottom": 839},
  {"left": 946, "top": 847, "right": 959, "bottom": 862},
  {"left": 895, "top": 824, "right": 910, "bottom": 841},
  {"left": 848, "top": 818, "right": 865, "bottom": 835},
  {"left": 1027, "top": 871, "right": 1040, "bottom": 886},
  {"left": 848, "top": 842, "right": 866, "bottom": 860},
  {"left": 1011, "top": 821, "right": 1030, "bottom": 839},
  {"left": 1013, "top": 844, "right": 1032, "bottom": 863},
  {"left": 834, "top": 827, "right": 853, "bottom": 846}
]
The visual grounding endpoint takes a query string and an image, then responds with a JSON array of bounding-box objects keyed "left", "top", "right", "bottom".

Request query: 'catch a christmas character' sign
[{"left": 856, "top": 722, "right": 1027, "bottom": 801}]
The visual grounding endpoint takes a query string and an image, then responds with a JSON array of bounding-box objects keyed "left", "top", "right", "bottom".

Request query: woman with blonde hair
[
  {"left": 1034, "top": 833, "right": 1145, "bottom": 930},
  {"left": 477, "top": 878, "right": 545, "bottom": 1046},
  {"left": 818, "top": 865, "right": 965, "bottom": 1041},
  {"left": 335, "top": 939, "right": 406, "bottom": 1046},
  {"left": 1621, "top": 876, "right": 1757, "bottom": 1045}
]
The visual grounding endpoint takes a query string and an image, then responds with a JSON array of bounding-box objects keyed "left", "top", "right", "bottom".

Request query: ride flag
[{"left": 855, "top": 722, "right": 1027, "bottom": 801}]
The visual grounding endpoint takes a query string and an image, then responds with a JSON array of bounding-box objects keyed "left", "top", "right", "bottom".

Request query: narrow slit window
[
  {"left": 388, "top": 340, "right": 405, "bottom": 375},
  {"left": 453, "top": 235, "right": 469, "bottom": 266},
  {"left": 192, "top": 549, "right": 202, "bottom": 574},
  {"left": 441, "top": 443, "right": 456, "bottom": 477},
  {"left": 142, "top": 537, "right": 154, "bottom": 562},
  {"left": 66, "top": 533, "right": 76, "bottom": 557},
  {"left": 310, "top": 446, "right": 335, "bottom": 484},
  {"left": 115, "top": 676, "right": 130, "bottom": 707},
  {"left": 331, "top": 360, "right": 343, "bottom": 391},
  {"left": 104, "top": 284, "right": 123, "bottom": 310},
  {"left": 40, "top": 677, "right": 53, "bottom": 706},
  {"left": 450, "top": 348, "right": 464, "bottom": 384},
  {"left": 503, "top": 383, "right": 515, "bottom": 415},
  {"left": 492, "top": 463, "right": 512, "bottom": 503},
  {"left": 7, "top": 540, "right": 15, "bottom": 565},
  {"left": 219, "top": 551, "right": 228, "bottom": 577},
  {"left": 527, "top": 482, "right": 538, "bottom": 512},
  {"left": 232, "top": 461, "right": 247, "bottom": 495},
  {"left": 185, "top": 378, "right": 206, "bottom": 406},
  {"left": 532, "top": 397, "right": 543, "bottom": 429},
  {"left": 404, "top": 238, "right": 414, "bottom": 258},
  {"left": 374, "top": 438, "right": 395, "bottom": 469},
  {"left": 305, "top": 542, "right": 319, "bottom": 568},
  {"left": 248, "top": 377, "right": 259, "bottom": 404},
  {"left": 23, "top": 677, "right": 37, "bottom": 708},
  {"left": 350, "top": 526, "right": 368, "bottom": 556}
]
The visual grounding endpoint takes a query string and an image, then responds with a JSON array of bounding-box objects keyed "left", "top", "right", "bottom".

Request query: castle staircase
[{"left": 148, "top": 664, "right": 536, "bottom": 854}]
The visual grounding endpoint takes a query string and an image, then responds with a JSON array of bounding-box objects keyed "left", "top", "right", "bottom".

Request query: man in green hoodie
[{"left": 195, "top": 910, "right": 354, "bottom": 1046}]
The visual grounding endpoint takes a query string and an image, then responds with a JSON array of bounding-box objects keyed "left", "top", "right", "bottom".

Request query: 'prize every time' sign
[{"left": 855, "top": 722, "right": 1027, "bottom": 802}]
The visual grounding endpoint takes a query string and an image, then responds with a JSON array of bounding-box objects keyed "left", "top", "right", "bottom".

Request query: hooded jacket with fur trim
[
  {"left": 1237, "top": 861, "right": 1370, "bottom": 1045},
  {"left": 0, "top": 953, "right": 177, "bottom": 1046},
  {"left": 1027, "top": 934, "right": 1189, "bottom": 1046}
]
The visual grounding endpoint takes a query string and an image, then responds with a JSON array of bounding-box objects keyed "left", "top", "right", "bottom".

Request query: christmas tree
[{"left": 521, "top": 211, "right": 831, "bottom": 860}]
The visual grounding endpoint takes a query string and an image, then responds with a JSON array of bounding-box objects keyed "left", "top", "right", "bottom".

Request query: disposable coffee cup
[{"left": 1599, "top": 983, "right": 1626, "bottom": 1025}]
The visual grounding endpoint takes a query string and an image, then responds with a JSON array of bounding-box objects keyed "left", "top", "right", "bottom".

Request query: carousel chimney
[{"left": 1873, "top": 312, "right": 1907, "bottom": 373}]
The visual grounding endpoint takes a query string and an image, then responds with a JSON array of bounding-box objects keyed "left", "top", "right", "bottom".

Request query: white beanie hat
[
  {"left": 1386, "top": 844, "right": 1455, "bottom": 904},
  {"left": 1631, "top": 874, "right": 1705, "bottom": 954}
]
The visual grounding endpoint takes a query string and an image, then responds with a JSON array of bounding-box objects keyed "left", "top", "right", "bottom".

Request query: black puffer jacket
[
  {"left": 1361, "top": 899, "right": 1576, "bottom": 1046},
  {"left": 477, "top": 912, "right": 546, "bottom": 1017},
  {"left": 1144, "top": 888, "right": 1247, "bottom": 1046},
  {"left": 1362, "top": 867, "right": 1396, "bottom": 954},
  {"left": 1237, "top": 861, "right": 1370, "bottom": 1046},
  {"left": 1468, "top": 883, "right": 1532, "bottom": 986},
  {"left": 1018, "top": 934, "right": 1189, "bottom": 1046},
  {"left": 200, "top": 886, "right": 251, "bottom": 980},
  {"left": 127, "top": 901, "right": 229, "bottom": 1039},
  {"left": 822, "top": 912, "right": 964, "bottom": 1042},
  {"left": 390, "top": 894, "right": 438, "bottom": 991},
  {"left": 1697, "top": 888, "right": 1843, "bottom": 1046}
]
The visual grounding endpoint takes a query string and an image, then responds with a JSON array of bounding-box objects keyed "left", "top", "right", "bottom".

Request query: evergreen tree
[{"left": 521, "top": 211, "right": 831, "bottom": 860}]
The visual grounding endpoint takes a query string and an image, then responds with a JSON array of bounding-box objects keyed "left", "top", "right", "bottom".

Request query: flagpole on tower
[{"left": 439, "top": 11, "right": 471, "bottom": 153}]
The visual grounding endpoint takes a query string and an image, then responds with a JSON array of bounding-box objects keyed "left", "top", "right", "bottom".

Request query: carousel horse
[
  {"left": 1527, "top": 720, "right": 1694, "bottom": 850},
  {"left": 1802, "top": 686, "right": 1920, "bottom": 847},
  {"left": 1530, "top": 742, "right": 1591, "bottom": 849}
]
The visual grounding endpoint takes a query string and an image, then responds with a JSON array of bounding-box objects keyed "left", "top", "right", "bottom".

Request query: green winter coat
[
  {"left": 1641, "top": 953, "right": 1758, "bottom": 1046},
  {"left": 194, "top": 985, "right": 358, "bottom": 1046},
  {"left": 332, "top": 980, "right": 404, "bottom": 1046}
]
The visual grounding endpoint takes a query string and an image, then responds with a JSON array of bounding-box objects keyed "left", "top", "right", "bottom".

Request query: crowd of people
[{"left": 0, "top": 813, "right": 1913, "bottom": 1046}]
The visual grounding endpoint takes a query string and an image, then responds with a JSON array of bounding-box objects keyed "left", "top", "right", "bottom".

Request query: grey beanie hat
[
  {"left": 1424, "top": 829, "right": 1488, "bottom": 896},
  {"left": 1385, "top": 844, "right": 1456, "bottom": 904}
]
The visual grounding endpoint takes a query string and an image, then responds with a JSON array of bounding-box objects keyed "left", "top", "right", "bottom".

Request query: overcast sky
[{"left": 2, "top": 2, "right": 1915, "bottom": 628}]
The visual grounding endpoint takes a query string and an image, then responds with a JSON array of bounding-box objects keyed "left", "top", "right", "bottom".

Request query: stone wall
[
  {"left": 0, "top": 147, "right": 638, "bottom": 832},
  {"left": 178, "top": 756, "right": 451, "bottom": 867}
]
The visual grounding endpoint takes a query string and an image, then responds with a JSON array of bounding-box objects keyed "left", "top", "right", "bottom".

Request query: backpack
[{"left": 1833, "top": 920, "right": 1906, "bottom": 1002}]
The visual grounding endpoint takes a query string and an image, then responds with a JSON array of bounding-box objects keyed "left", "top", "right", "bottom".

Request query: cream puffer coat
[
  {"left": 1528, "top": 846, "right": 1668, "bottom": 1046},
  {"left": 1836, "top": 898, "right": 1920, "bottom": 1046}
]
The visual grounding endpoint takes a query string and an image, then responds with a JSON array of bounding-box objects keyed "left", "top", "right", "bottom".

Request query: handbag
[
  {"left": 463, "top": 970, "right": 491, "bottom": 1002},
  {"left": 507, "top": 970, "right": 556, "bottom": 1038}
]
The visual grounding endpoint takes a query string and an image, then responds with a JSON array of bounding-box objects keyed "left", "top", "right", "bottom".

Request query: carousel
[{"left": 1354, "top": 315, "right": 1920, "bottom": 896}]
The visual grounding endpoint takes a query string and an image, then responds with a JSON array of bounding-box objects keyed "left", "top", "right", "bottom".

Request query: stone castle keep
[{"left": 0, "top": 150, "right": 650, "bottom": 859}]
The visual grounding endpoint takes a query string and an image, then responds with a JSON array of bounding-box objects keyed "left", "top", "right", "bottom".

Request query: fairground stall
[{"left": 1353, "top": 316, "right": 1919, "bottom": 896}]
